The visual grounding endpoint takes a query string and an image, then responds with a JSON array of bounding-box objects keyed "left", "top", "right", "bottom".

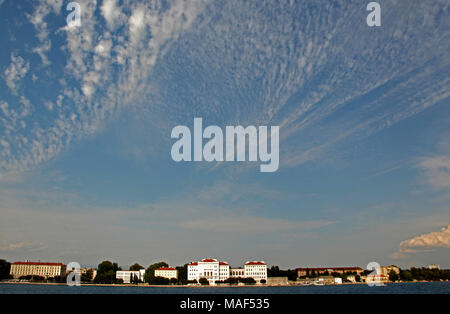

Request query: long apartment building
[
  {"left": 296, "top": 266, "right": 364, "bottom": 277},
  {"left": 10, "top": 261, "right": 66, "bottom": 279},
  {"left": 154, "top": 267, "right": 178, "bottom": 279},
  {"left": 188, "top": 258, "right": 267, "bottom": 285}
]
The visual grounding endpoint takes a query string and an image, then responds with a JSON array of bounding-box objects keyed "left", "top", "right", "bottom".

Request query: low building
[
  {"left": 346, "top": 275, "right": 356, "bottom": 283},
  {"left": 267, "top": 277, "right": 288, "bottom": 286},
  {"left": 428, "top": 264, "right": 440, "bottom": 270},
  {"left": 154, "top": 267, "right": 178, "bottom": 280},
  {"left": 366, "top": 274, "right": 389, "bottom": 284},
  {"left": 297, "top": 267, "right": 364, "bottom": 277},
  {"left": 317, "top": 276, "right": 335, "bottom": 285},
  {"left": 116, "top": 269, "right": 145, "bottom": 284},
  {"left": 10, "top": 261, "right": 66, "bottom": 279},
  {"left": 381, "top": 265, "right": 400, "bottom": 277},
  {"left": 230, "top": 268, "right": 245, "bottom": 278}
]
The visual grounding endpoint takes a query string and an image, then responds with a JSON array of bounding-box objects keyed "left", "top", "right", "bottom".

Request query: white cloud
[
  {"left": 4, "top": 54, "right": 29, "bottom": 94},
  {"left": 27, "top": 0, "right": 63, "bottom": 65},
  {"left": 101, "top": 0, "right": 125, "bottom": 30},
  {"left": 400, "top": 225, "right": 450, "bottom": 250},
  {"left": 2, "top": 0, "right": 449, "bottom": 180}
]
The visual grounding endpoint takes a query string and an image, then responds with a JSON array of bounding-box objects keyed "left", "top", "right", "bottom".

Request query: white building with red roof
[
  {"left": 154, "top": 267, "right": 178, "bottom": 280},
  {"left": 10, "top": 261, "right": 66, "bottom": 279},
  {"left": 244, "top": 261, "right": 267, "bottom": 283},
  {"left": 187, "top": 258, "right": 267, "bottom": 285}
]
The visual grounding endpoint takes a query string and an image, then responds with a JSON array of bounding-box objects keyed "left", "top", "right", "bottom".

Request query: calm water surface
[{"left": 0, "top": 282, "right": 449, "bottom": 294}]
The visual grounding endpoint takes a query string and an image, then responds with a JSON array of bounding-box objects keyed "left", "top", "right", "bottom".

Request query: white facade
[
  {"left": 244, "top": 261, "right": 267, "bottom": 283},
  {"left": 154, "top": 267, "right": 178, "bottom": 279},
  {"left": 428, "top": 264, "right": 440, "bottom": 270},
  {"left": 230, "top": 268, "right": 245, "bottom": 278},
  {"left": 116, "top": 269, "right": 145, "bottom": 283},
  {"left": 188, "top": 258, "right": 267, "bottom": 285},
  {"left": 187, "top": 258, "right": 228, "bottom": 285},
  {"left": 10, "top": 261, "right": 66, "bottom": 279}
]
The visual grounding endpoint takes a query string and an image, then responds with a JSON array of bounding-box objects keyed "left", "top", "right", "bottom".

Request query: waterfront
[{"left": 0, "top": 282, "right": 449, "bottom": 294}]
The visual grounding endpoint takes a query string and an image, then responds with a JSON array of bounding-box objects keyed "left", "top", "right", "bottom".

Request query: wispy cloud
[
  {"left": 179, "top": 215, "right": 333, "bottom": 234},
  {"left": 4, "top": 53, "right": 29, "bottom": 94},
  {"left": 419, "top": 155, "right": 450, "bottom": 190},
  {"left": 27, "top": 0, "right": 62, "bottom": 65},
  {"left": 0, "top": 0, "right": 209, "bottom": 176},
  {"left": 0, "top": 241, "right": 45, "bottom": 252}
]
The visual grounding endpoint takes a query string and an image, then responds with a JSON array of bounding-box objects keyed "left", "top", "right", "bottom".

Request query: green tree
[
  {"left": 150, "top": 276, "right": 170, "bottom": 285},
  {"left": 130, "top": 263, "right": 144, "bottom": 271},
  {"left": 144, "top": 262, "right": 169, "bottom": 283},
  {"left": 0, "top": 259, "right": 11, "bottom": 280},
  {"left": 176, "top": 264, "right": 188, "bottom": 284},
  {"left": 81, "top": 269, "right": 93, "bottom": 282},
  {"left": 224, "top": 277, "right": 238, "bottom": 284},
  {"left": 399, "top": 270, "right": 413, "bottom": 282},
  {"left": 199, "top": 278, "right": 209, "bottom": 285},
  {"left": 239, "top": 277, "right": 256, "bottom": 284},
  {"left": 94, "top": 261, "right": 121, "bottom": 284},
  {"left": 388, "top": 270, "right": 399, "bottom": 282}
]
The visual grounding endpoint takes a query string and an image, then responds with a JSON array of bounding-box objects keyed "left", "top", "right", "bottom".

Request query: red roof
[
  {"left": 156, "top": 267, "right": 176, "bottom": 271},
  {"left": 245, "top": 261, "right": 266, "bottom": 265},
  {"left": 296, "top": 267, "right": 363, "bottom": 271},
  {"left": 201, "top": 259, "right": 217, "bottom": 263},
  {"left": 13, "top": 261, "right": 65, "bottom": 266},
  {"left": 219, "top": 262, "right": 229, "bottom": 265}
]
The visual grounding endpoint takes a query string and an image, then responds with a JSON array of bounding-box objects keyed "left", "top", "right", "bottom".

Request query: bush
[
  {"left": 149, "top": 276, "right": 170, "bottom": 285},
  {"left": 239, "top": 277, "right": 256, "bottom": 284},
  {"left": 199, "top": 278, "right": 209, "bottom": 285}
]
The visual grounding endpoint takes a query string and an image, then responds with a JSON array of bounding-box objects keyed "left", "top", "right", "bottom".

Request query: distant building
[
  {"left": 296, "top": 267, "right": 364, "bottom": 277},
  {"left": 187, "top": 258, "right": 267, "bottom": 285},
  {"left": 230, "top": 268, "right": 245, "bottom": 278},
  {"left": 154, "top": 267, "right": 178, "bottom": 280},
  {"left": 346, "top": 275, "right": 356, "bottom": 283},
  {"left": 266, "top": 277, "right": 288, "bottom": 286},
  {"left": 10, "top": 261, "right": 66, "bottom": 279},
  {"left": 317, "top": 276, "right": 335, "bottom": 285},
  {"left": 187, "top": 259, "right": 230, "bottom": 285},
  {"left": 428, "top": 264, "right": 440, "bottom": 270},
  {"left": 116, "top": 269, "right": 145, "bottom": 283},
  {"left": 365, "top": 274, "right": 388, "bottom": 284},
  {"left": 381, "top": 265, "right": 400, "bottom": 277},
  {"left": 244, "top": 261, "right": 267, "bottom": 283}
]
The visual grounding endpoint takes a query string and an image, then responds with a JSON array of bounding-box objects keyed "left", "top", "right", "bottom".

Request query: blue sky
[{"left": 0, "top": 0, "right": 449, "bottom": 269}]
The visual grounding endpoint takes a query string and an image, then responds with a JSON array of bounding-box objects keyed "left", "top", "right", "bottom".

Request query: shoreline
[{"left": 1, "top": 280, "right": 447, "bottom": 288}]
